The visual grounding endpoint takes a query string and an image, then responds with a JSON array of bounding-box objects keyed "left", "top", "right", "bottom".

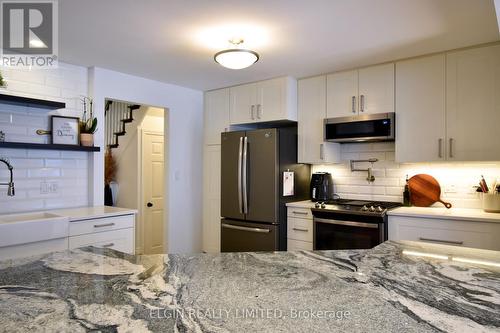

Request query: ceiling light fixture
[{"left": 214, "top": 39, "right": 259, "bottom": 70}]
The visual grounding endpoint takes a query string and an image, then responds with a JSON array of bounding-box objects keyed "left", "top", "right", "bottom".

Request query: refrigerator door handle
[
  {"left": 242, "top": 136, "right": 249, "bottom": 214},
  {"left": 238, "top": 137, "right": 243, "bottom": 214}
]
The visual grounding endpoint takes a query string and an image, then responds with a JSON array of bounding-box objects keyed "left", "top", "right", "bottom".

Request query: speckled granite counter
[{"left": 0, "top": 241, "right": 499, "bottom": 332}]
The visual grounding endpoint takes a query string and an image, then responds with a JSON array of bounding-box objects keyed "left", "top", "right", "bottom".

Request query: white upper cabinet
[
  {"left": 229, "top": 82, "right": 256, "bottom": 125},
  {"left": 204, "top": 88, "right": 230, "bottom": 145},
  {"left": 358, "top": 63, "right": 394, "bottom": 114},
  {"left": 298, "top": 76, "right": 340, "bottom": 164},
  {"left": 395, "top": 54, "right": 446, "bottom": 162},
  {"left": 327, "top": 63, "right": 394, "bottom": 118},
  {"left": 446, "top": 45, "right": 500, "bottom": 161},
  {"left": 229, "top": 77, "right": 297, "bottom": 125},
  {"left": 326, "top": 70, "right": 358, "bottom": 118}
]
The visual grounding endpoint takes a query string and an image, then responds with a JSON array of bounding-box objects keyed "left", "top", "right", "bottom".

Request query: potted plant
[
  {"left": 79, "top": 97, "right": 97, "bottom": 146},
  {"left": 0, "top": 71, "right": 6, "bottom": 88}
]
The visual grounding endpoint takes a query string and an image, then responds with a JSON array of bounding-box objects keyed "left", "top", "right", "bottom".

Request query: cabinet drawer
[
  {"left": 287, "top": 217, "right": 313, "bottom": 242},
  {"left": 69, "top": 228, "right": 134, "bottom": 254},
  {"left": 287, "top": 239, "right": 313, "bottom": 251},
  {"left": 287, "top": 207, "right": 313, "bottom": 219},
  {"left": 69, "top": 214, "right": 134, "bottom": 236},
  {"left": 389, "top": 216, "right": 500, "bottom": 251}
]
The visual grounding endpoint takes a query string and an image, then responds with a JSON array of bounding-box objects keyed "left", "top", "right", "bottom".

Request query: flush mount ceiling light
[{"left": 214, "top": 39, "right": 259, "bottom": 70}]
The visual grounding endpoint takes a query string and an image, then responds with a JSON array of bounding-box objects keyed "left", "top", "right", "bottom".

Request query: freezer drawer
[{"left": 221, "top": 219, "right": 278, "bottom": 252}]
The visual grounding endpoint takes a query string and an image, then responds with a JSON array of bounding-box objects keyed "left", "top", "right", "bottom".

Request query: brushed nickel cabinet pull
[
  {"left": 449, "top": 138, "right": 454, "bottom": 158},
  {"left": 419, "top": 237, "right": 463, "bottom": 245},
  {"left": 251, "top": 105, "right": 255, "bottom": 120},
  {"left": 292, "top": 227, "right": 308, "bottom": 232},
  {"left": 292, "top": 211, "right": 308, "bottom": 215},
  {"left": 438, "top": 138, "right": 443, "bottom": 158},
  {"left": 351, "top": 96, "right": 356, "bottom": 113},
  {"left": 360, "top": 95, "right": 365, "bottom": 112},
  {"left": 93, "top": 222, "right": 115, "bottom": 228}
]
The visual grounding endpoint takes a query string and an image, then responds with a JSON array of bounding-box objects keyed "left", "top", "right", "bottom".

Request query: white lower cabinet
[
  {"left": 388, "top": 216, "right": 500, "bottom": 251},
  {"left": 287, "top": 207, "right": 313, "bottom": 251},
  {"left": 69, "top": 214, "right": 135, "bottom": 254},
  {"left": 69, "top": 229, "right": 134, "bottom": 254},
  {"left": 202, "top": 145, "right": 221, "bottom": 253}
]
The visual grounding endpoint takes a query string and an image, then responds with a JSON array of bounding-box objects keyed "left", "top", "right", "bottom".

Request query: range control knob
[
  {"left": 369, "top": 205, "right": 376, "bottom": 212},
  {"left": 376, "top": 206, "right": 384, "bottom": 212},
  {"left": 320, "top": 202, "right": 326, "bottom": 209},
  {"left": 315, "top": 202, "right": 320, "bottom": 208},
  {"left": 361, "top": 205, "right": 369, "bottom": 211}
]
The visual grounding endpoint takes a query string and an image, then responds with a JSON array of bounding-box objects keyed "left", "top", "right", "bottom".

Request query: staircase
[{"left": 105, "top": 100, "right": 141, "bottom": 150}]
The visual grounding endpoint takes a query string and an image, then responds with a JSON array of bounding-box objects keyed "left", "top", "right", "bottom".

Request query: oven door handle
[{"left": 314, "top": 218, "right": 379, "bottom": 229}]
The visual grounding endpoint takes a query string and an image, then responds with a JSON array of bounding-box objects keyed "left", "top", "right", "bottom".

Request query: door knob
[{"left": 147, "top": 202, "right": 153, "bottom": 207}]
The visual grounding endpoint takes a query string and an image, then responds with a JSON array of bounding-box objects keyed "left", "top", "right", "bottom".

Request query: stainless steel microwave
[{"left": 324, "top": 112, "right": 395, "bottom": 143}]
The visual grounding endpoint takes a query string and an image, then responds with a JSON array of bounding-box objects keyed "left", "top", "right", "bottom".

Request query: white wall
[
  {"left": 313, "top": 142, "right": 500, "bottom": 209},
  {"left": 89, "top": 67, "right": 203, "bottom": 253},
  {"left": 0, "top": 63, "right": 89, "bottom": 213}
]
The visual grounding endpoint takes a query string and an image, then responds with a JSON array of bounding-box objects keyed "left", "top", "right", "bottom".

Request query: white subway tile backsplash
[
  {"left": 312, "top": 143, "right": 500, "bottom": 208},
  {"left": 0, "top": 63, "right": 90, "bottom": 214}
]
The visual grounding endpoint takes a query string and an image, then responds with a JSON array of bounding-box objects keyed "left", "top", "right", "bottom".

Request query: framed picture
[{"left": 51, "top": 116, "right": 80, "bottom": 145}]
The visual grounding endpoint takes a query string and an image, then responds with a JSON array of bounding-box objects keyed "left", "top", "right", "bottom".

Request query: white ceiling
[{"left": 59, "top": 0, "right": 500, "bottom": 91}]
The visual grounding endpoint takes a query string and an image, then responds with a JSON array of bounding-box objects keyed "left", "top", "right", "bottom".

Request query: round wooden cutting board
[{"left": 408, "top": 174, "right": 452, "bottom": 209}]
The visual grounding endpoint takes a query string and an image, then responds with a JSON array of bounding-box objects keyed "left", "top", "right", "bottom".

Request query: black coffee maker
[{"left": 310, "top": 172, "right": 334, "bottom": 202}]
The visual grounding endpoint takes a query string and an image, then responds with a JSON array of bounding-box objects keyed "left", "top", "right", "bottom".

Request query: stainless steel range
[{"left": 311, "top": 199, "right": 402, "bottom": 250}]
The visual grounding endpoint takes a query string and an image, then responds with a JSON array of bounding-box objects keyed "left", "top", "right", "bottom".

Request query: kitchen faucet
[{"left": 0, "top": 157, "right": 15, "bottom": 196}]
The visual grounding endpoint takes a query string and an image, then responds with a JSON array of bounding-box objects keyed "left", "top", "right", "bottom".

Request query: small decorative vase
[{"left": 80, "top": 133, "right": 94, "bottom": 147}]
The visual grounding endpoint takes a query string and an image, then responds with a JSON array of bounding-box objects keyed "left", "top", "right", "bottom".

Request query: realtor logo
[{"left": 0, "top": 0, "right": 58, "bottom": 68}]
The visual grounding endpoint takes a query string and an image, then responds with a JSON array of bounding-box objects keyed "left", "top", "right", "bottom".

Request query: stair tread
[
  {"left": 121, "top": 118, "right": 134, "bottom": 123},
  {"left": 108, "top": 144, "right": 119, "bottom": 148},
  {"left": 114, "top": 131, "right": 126, "bottom": 136}
]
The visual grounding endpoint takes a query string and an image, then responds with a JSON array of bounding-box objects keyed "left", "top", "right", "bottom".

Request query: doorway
[{"left": 104, "top": 100, "right": 166, "bottom": 254}]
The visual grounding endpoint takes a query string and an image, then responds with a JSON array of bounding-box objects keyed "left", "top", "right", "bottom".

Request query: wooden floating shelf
[
  {"left": 0, "top": 93, "right": 66, "bottom": 110},
  {"left": 0, "top": 142, "right": 100, "bottom": 152}
]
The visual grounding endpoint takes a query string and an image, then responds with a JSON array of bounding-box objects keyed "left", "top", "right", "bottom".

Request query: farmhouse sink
[{"left": 0, "top": 212, "right": 69, "bottom": 247}]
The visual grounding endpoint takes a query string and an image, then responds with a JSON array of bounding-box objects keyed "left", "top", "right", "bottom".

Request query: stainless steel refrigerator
[{"left": 221, "top": 127, "right": 310, "bottom": 252}]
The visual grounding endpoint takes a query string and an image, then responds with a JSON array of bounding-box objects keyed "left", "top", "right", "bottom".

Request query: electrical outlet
[
  {"left": 444, "top": 184, "right": 457, "bottom": 194},
  {"left": 40, "top": 181, "right": 49, "bottom": 194},
  {"left": 49, "top": 182, "right": 58, "bottom": 193}
]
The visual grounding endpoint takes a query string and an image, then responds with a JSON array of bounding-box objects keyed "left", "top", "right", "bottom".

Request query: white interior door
[
  {"left": 358, "top": 63, "right": 394, "bottom": 114},
  {"left": 326, "top": 70, "right": 358, "bottom": 118},
  {"left": 142, "top": 132, "right": 165, "bottom": 254}
]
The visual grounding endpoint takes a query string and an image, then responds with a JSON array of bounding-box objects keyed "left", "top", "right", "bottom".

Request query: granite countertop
[
  {"left": 51, "top": 206, "right": 137, "bottom": 221},
  {"left": 1, "top": 241, "right": 499, "bottom": 332}
]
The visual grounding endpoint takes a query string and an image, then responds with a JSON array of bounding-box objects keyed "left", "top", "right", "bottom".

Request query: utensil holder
[{"left": 482, "top": 193, "right": 500, "bottom": 213}]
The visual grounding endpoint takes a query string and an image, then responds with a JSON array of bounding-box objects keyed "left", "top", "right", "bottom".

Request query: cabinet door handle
[
  {"left": 419, "top": 237, "right": 463, "bottom": 246},
  {"left": 320, "top": 144, "right": 324, "bottom": 160},
  {"left": 292, "top": 211, "right": 308, "bottom": 215},
  {"left": 257, "top": 104, "right": 262, "bottom": 119},
  {"left": 292, "top": 227, "right": 309, "bottom": 232},
  {"left": 438, "top": 138, "right": 443, "bottom": 158},
  {"left": 94, "top": 222, "right": 115, "bottom": 228},
  {"left": 351, "top": 96, "right": 356, "bottom": 113},
  {"left": 101, "top": 243, "right": 115, "bottom": 248},
  {"left": 360, "top": 95, "right": 365, "bottom": 112},
  {"left": 251, "top": 105, "right": 255, "bottom": 120},
  {"left": 449, "top": 138, "right": 454, "bottom": 158}
]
